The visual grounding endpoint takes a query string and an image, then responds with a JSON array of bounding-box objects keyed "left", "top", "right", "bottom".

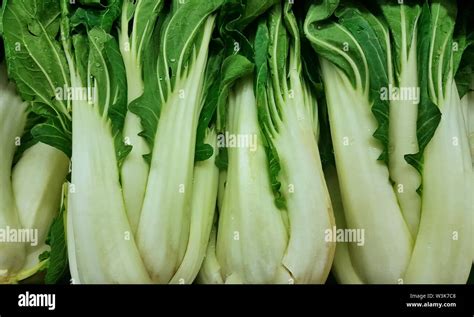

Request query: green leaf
[
  {"left": 2, "top": 0, "right": 71, "bottom": 155},
  {"left": 128, "top": 19, "right": 162, "bottom": 149},
  {"left": 39, "top": 189, "right": 69, "bottom": 284},
  {"left": 216, "top": 54, "right": 254, "bottom": 131},
  {"left": 163, "top": 0, "right": 223, "bottom": 88},
  {"left": 453, "top": 1, "right": 474, "bottom": 98},
  {"left": 215, "top": 145, "right": 228, "bottom": 170},
  {"left": 455, "top": 46, "right": 474, "bottom": 98},
  {"left": 79, "top": 0, "right": 102, "bottom": 5},
  {"left": 88, "top": 27, "right": 131, "bottom": 166},
  {"left": 31, "top": 119, "right": 72, "bottom": 158},
  {"left": 195, "top": 143, "right": 214, "bottom": 162},
  {"left": 132, "top": 0, "right": 223, "bottom": 158},
  {"left": 216, "top": 0, "right": 278, "bottom": 62},
  {"left": 0, "top": 5, "right": 3, "bottom": 62},
  {"left": 72, "top": 34, "right": 90, "bottom": 86},
  {"left": 268, "top": 4, "right": 289, "bottom": 101},
  {"left": 405, "top": 2, "right": 442, "bottom": 177},
  {"left": 70, "top": 0, "right": 122, "bottom": 33},
  {"left": 377, "top": 0, "right": 421, "bottom": 83},
  {"left": 238, "top": 0, "right": 279, "bottom": 30},
  {"left": 306, "top": 0, "right": 339, "bottom": 22},
  {"left": 307, "top": 3, "right": 391, "bottom": 163},
  {"left": 217, "top": 0, "right": 253, "bottom": 61},
  {"left": 12, "top": 111, "right": 44, "bottom": 165},
  {"left": 121, "top": 0, "right": 164, "bottom": 70},
  {"left": 338, "top": 6, "right": 391, "bottom": 162},
  {"left": 263, "top": 138, "right": 286, "bottom": 209},
  {"left": 195, "top": 41, "right": 224, "bottom": 162},
  {"left": 256, "top": 10, "right": 287, "bottom": 210},
  {"left": 428, "top": 0, "right": 457, "bottom": 104},
  {"left": 304, "top": 1, "right": 367, "bottom": 90},
  {"left": 0, "top": 4, "right": 4, "bottom": 36}
]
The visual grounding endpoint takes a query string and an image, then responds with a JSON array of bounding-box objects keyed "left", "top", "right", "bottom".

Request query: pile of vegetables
[{"left": 0, "top": 0, "right": 472, "bottom": 284}]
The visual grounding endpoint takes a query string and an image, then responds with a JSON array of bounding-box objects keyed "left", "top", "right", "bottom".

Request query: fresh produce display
[{"left": 0, "top": 0, "right": 472, "bottom": 285}]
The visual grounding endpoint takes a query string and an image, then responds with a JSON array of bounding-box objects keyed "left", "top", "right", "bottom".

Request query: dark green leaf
[
  {"left": 2, "top": 0, "right": 71, "bottom": 156},
  {"left": 337, "top": 5, "right": 391, "bottom": 163},
  {"left": 195, "top": 42, "right": 224, "bottom": 162},
  {"left": 39, "top": 193, "right": 69, "bottom": 284},
  {"left": 216, "top": 54, "right": 254, "bottom": 131},
  {"left": 304, "top": 1, "right": 367, "bottom": 90},
  {"left": 70, "top": 0, "right": 122, "bottom": 33},
  {"left": 32, "top": 119, "right": 72, "bottom": 158},
  {"left": 377, "top": 0, "right": 421, "bottom": 83},
  {"left": 215, "top": 146, "right": 228, "bottom": 170},
  {"left": 405, "top": 3, "right": 442, "bottom": 178}
]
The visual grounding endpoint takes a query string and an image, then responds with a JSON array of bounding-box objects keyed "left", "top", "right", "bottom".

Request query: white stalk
[
  {"left": 137, "top": 17, "right": 215, "bottom": 283},
  {"left": 388, "top": 31, "right": 422, "bottom": 237},
  {"left": 170, "top": 129, "right": 219, "bottom": 284},
  {"left": 405, "top": 79, "right": 473, "bottom": 283},
  {"left": 324, "top": 166, "right": 363, "bottom": 284},
  {"left": 0, "top": 66, "right": 27, "bottom": 281},
  {"left": 119, "top": 10, "right": 150, "bottom": 235},
  {"left": 215, "top": 78, "right": 290, "bottom": 284},
  {"left": 69, "top": 72, "right": 151, "bottom": 283},
  {"left": 196, "top": 223, "right": 223, "bottom": 284},
  {"left": 12, "top": 143, "right": 69, "bottom": 273},
  {"left": 66, "top": 185, "right": 80, "bottom": 284},
  {"left": 321, "top": 58, "right": 412, "bottom": 283},
  {"left": 275, "top": 66, "right": 335, "bottom": 284}
]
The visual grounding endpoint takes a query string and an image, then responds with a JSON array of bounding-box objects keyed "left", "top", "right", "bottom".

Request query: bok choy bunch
[
  {"left": 199, "top": 3, "right": 335, "bottom": 284},
  {"left": 1, "top": 0, "right": 472, "bottom": 285},
  {"left": 2, "top": 0, "right": 221, "bottom": 284},
  {"left": 305, "top": 0, "right": 473, "bottom": 283}
]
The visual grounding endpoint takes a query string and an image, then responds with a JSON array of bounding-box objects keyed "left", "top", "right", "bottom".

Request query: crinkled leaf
[
  {"left": 70, "top": 0, "right": 122, "bottom": 33},
  {"left": 2, "top": 0, "right": 71, "bottom": 156}
]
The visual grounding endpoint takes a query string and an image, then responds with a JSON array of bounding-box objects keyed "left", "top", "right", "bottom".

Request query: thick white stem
[
  {"left": 276, "top": 69, "right": 335, "bottom": 284},
  {"left": 321, "top": 59, "right": 412, "bottom": 283},
  {"left": 215, "top": 78, "right": 289, "bottom": 284},
  {"left": 405, "top": 80, "right": 473, "bottom": 283},
  {"left": 136, "top": 17, "right": 215, "bottom": 283},
  {"left": 170, "top": 129, "right": 219, "bottom": 284},
  {"left": 196, "top": 224, "right": 224, "bottom": 284},
  {"left": 119, "top": 27, "right": 150, "bottom": 235},
  {"left": 388, "top": 34, "right": 421, "bottom": 237},
  {"left": 69, "top": 100, "right": 150, "bottom": 284},
  {"left": 325, "top": 166, "right": 363, "bottom": 284},
  {"left": 0, "top": 67, "right": 27, "bottom": 280},
  {"left": 12, "top": 143, "right": 69, "bottom": 273}
]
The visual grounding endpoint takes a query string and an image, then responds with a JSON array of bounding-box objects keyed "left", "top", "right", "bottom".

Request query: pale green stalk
[{"left": 0, "top": 65, "right": 27, "bottom": 281}]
